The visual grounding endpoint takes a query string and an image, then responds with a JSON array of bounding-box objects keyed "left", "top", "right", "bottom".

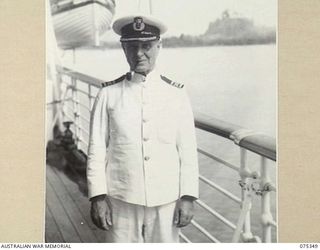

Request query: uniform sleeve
[
  {"left": 87, "top": 88, "right": 109, "bottom": 199},
  {"left": 176, "top": 88, "right": 199, "bottom": 199}
]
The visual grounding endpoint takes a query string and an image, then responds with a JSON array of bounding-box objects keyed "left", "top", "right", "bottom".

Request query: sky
[{"left": 113, "top": 0, "right": 277, "bottom": 37}]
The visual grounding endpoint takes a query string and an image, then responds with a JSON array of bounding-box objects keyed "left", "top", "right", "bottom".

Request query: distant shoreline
[
  {"left": 80, "top": 41, "right": 276, "bottom": 50},
  {"left": 98, "top": 32, "right": 276, "bottom": 50},
  {"left": 162, "top": 39, "right": 276, "bottom": 48}
]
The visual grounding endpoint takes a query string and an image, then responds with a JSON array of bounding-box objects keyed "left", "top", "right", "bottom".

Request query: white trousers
[{"left": 105, "top": 197, "right": 180, "bottom": 243}]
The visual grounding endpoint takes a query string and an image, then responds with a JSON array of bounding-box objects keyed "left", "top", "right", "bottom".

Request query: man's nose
[{"left": 136, "top": 47, "right": 144, "bottom": 57}]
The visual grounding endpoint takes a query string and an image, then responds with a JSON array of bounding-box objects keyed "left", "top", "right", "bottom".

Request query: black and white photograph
[{"left": 46, "top": 0, "right": 277, "bottom": 243}]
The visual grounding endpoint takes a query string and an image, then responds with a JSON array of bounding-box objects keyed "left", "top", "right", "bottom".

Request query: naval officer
[{"left": 87, "top": 15, "right": 199, "bottom": 243}]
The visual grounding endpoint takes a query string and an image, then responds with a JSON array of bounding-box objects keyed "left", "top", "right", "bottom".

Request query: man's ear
[{"left": 157, "top": 39, "right": 162, "bottom": 48}]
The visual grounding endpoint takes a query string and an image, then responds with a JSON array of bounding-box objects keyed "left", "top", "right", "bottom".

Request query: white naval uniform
[
  {"left": 105, "top": 196, "right": 180, "bottom": 243},
  {"left": 87, "top": 69, "right": 199, "bottom": 242}
]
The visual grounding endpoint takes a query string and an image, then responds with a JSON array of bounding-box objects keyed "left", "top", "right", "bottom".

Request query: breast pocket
[
  {"left": 109, "top": 109, "right": 141, "bottom": 145},
  {"left": 157, "top": 108, "right": 178, "bottom": 144}
]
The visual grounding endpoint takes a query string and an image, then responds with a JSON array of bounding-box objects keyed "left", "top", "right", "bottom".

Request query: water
[
  {"left": 61, "top": 45, "right": 277, "bottom": 242},
  {"left": 63, "top": 45, "right": 276, "bottom": 137}
]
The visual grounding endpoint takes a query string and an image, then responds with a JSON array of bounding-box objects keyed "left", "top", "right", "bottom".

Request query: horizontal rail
[
  {"left": 199, "top": 175, "right": 241, "bottom": 204},
  {"left": 70, "top": 132, "right": 88, "bottom": 145},
  {"left": 73, "top": 122, "right": 90, "bottom": 136},
  {"left": 61, "top": 80, "right": 73, "bottom": 87},
  {"left": 74, "top": 88, "right": 92, "bottom": 96},
  {"left": 196, "top": 200, "right": 236, "bottom": 230},
  {"left": 239, "top": 135, "right": 276, "bottom": 161},
  {"left": 57, "top": 66, "right": 103, "bottom": 88},
  {"left": 197, "top": 148, "right": 240, "bottom": 172},
  {"left": 65, "top": 105, "right": 76, "bottom": 114},
  {"left": 79, "top": 140, "right": 89, "bottom": 147},
  {"left": 80, "top": 115, "right": 90, "bottom": 124},
  {"left": 64, "top": 106, "right": 90, "bottom": 123},
  {"left": 72, "top": 134, "right": 87, "bottom": 144},
  {"left": 71, "top": 98, "right": 91, "bottom": 111},
  {"left": 63, "top": 111, "right": 74, "bottom": 122},
  {"left": 80, "top": 140, "right": 89, "bottom": 147},
  {"left": 194, "top": 113, "right": 276, "bottom": 161},
  {"left": 191, "top": 220, "right": 220, "bottom": 243},
  {"left": 179, "top": 233, "right": 191, "bottom": 243}
]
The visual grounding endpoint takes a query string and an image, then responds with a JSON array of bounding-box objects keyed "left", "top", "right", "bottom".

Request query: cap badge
[{"left": 133, "top": 17, "right": 145, "bottom": 31}]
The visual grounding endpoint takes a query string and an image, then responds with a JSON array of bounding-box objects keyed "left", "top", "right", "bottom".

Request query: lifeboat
[{"left": 50, "top": 0, "right": 116, "bottom": 49}]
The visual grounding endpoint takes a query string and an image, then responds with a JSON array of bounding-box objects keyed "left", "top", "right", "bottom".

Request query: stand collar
[{"left": 129, "top": 68, "right": 160, "bottom": 83}]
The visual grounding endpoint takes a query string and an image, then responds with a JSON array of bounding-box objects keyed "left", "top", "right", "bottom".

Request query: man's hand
[
  {"left": 90, "top": 195, "right": 113, "bottom": 231},
  {"left": 173, "top": 196, "right": 195, "bottom": 228}
]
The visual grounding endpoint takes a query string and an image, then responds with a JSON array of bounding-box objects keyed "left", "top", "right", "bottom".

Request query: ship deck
[{"left": 45, "top": 163, "right": 106, "bottom": 242}]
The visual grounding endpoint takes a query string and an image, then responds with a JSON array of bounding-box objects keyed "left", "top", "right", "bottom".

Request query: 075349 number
[{"left": 300, "top": 244, "right": 318, "bottom": 248}]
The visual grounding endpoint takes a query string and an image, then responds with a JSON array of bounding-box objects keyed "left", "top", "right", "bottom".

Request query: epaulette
[
  {"left": 101, "top": 74, "right": 126, "bottom": 87},
  {"left": 160, "top": 75, "right": 184, "bottom": 89}
]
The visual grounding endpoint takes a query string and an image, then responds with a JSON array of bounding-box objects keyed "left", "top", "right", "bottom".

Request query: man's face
[{"left": 122, "top": 39, "right": 161, "bottom": 75}]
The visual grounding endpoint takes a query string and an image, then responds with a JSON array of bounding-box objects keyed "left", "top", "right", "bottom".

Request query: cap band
[{"left": 120, "top": 36, "right": 158, "bottom": 42}]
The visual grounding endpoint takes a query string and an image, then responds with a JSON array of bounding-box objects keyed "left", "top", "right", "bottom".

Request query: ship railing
[{"left": 51, "top": 66, "right": 277, "bottom": 243}]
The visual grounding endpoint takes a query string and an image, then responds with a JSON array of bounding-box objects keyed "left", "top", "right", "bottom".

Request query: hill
[{"left": 163, "top": 10, "right": 276, "bottom": 47}]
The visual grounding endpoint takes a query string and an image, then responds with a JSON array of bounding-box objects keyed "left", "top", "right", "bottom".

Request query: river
[{"left": 63, "top": 44, "right": 276, "bottom": 137}]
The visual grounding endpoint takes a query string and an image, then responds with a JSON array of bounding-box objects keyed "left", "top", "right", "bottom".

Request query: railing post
[
  {"left": 56, "top": 72, "right": 64, "bottom": 131},
  {"left": 260, "top": 156, "right": 273, "bottom": 242},
  {"left": 56, "top": 74, "right": 71, "bottom": 132},
  {"left": 88, "top": 84, "right": 92, "bottom": 110},
  {"left": 71, "top": 77, "right": 81, "bottom": 147},
  {"left": 239, "top": 148, "right": 254, "bottom": 242}
]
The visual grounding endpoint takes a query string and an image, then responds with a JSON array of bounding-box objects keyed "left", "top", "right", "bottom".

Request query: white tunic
[{"left": 87, "top": 70, "right": 199, "bottom": 207}]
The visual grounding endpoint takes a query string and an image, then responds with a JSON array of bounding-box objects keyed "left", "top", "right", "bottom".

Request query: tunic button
[
  {"left": 144, "top": 156, "right": 150, "bottom": 161},
  {"left": 143, "top": 137, "right": 149, "bottom": 142},
  {"left": 143, "top": 118, "right": 148, "bottom": 123}
]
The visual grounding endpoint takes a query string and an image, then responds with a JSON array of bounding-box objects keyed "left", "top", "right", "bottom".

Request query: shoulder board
[
  {"left": 160, "top": 75, "right": 184, "bottom": 89},
  {"left": 101, "top": 74, "right": 126, "bottom": 88}
]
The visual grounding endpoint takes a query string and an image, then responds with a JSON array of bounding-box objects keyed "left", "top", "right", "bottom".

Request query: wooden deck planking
[
  {"left": 46, "top": 166, "right": 98, "bottom": 243},
  {"left": 46, "top": 179, "right": 82, "bottom": 242},
  {"left": 45, "top": 204, "right": 64, "bottom": 242},
  {"left": 51, "top": 166, "right": 107, "bottom": 242}
]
